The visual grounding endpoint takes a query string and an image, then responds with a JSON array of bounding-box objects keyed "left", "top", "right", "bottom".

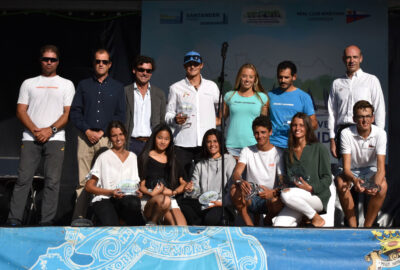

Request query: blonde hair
[{"left": 234, "top": 63, "right": 265, "bottom": 93}]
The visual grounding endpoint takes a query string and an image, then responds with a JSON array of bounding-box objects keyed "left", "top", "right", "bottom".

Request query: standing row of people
[{"left": 6, "top": 43, "right": 386, "bottom": 228}]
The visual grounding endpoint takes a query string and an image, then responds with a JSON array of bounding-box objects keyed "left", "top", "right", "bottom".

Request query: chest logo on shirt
[
  {"left": 36, "top": 86, "right": 59, "bottom": 89},
  {"left": 183, "top": 92, "right": 190, "bottom": 98},
  {"left": 268, "top": 163, "right": 275, "bottom": 167}
]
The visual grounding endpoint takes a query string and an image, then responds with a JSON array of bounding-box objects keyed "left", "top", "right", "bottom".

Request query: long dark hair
[
  {"left": 137, "top": 123, "right": 179, "bottom": 189},
  {"left": 200, "top": 128, "right": 228, "bottom": 159},
  {"left": 288, "top": 113, "right": 318, "bottom": 163}
]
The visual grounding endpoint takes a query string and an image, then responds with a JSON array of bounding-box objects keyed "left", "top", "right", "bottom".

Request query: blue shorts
[
  {"left": 248, "top": 195, "right": 268, "bottom": 214},
  {"left": 335, "top": 166, "right": 377, "bottom": 178}
]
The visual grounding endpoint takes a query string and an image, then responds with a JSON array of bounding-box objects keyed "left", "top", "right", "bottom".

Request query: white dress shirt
[
  {"left": 131, "top": 83, "right": 152, "bottom": 137},
  {"left": 328, "top": 69, "right": 386, "bottom": 138},
  {"left": 165, "top": 76, "right": 219, "bottom": 147}
]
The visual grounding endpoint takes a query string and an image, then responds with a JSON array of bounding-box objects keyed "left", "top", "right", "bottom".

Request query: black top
[
  {"left": 144, "top": 157, "right": 184, "bottom": 190},
  {"left": 70, "top": 75, "right": 126, "bottom": 132}
]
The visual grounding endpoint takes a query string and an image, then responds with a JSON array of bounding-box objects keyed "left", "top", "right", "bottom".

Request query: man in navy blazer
[{"left": 125, "top": 55, "right": 166, "bottom": 155}]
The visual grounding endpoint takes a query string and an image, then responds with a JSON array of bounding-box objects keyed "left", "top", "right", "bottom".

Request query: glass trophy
[
  {"left": 118, "top": 180, "right": 138, "bottom": 195},
  {"left": 287, "top": 164, "right": 311, "bottom": 186},
  {"left": 245, "top": 182, "right": 263, "bottom": 201},
  {"left": 360, "top": 171, "right": 380, "bottom": 192},
  {"left": 199, "top": 191, "right": 219, "bottom": 210}
]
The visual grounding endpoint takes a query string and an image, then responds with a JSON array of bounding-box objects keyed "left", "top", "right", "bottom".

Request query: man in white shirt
[
  {"left": 328, "top": 45, "right": 386, "bottom": 158},
  {"left": 7, "top": 45, "right": 75, "bottom": 226},
  {"left": 165, "top": 51, "right": 219, "bottom": 176},
  {"left": 335, "top": 100, "right": 387, "bottom": 227},
  {"left": 230, "top": 116, "right": 284, "bottom": 226},
  {"left": 125, "top": 55, "right": 166, "bottom": 156}
]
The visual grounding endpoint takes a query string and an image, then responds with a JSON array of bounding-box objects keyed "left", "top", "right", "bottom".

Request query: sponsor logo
[
  {"left": 242, "top": 7, "right": 285, "bottom": 26},
  {"left": 346, "top": 9, "right": 371, "bottom": 23}
]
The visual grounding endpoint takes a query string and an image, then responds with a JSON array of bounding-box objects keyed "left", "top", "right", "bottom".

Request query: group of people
[{"left": 6, "top": 43, "right": 387, "bottom": 228}]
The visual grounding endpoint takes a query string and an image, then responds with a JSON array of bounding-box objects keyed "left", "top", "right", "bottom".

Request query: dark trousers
[
  {"left": 92, "top": 195, "right": 145, "bottom": 226},
  {"left": 178, "top": 198, "right": 235, "bottom": 226},
  {"left": 8, "top": 140, "right": 65, "bottom": 224},
  {"left": 175, "top": 146, "right": 202, "bottom": 179},
  {"left": 335, "top": 124, "right": 354, "bottom": 159},
  {"left": 129, "top": 137, "right": 147, "bottom": 157}
]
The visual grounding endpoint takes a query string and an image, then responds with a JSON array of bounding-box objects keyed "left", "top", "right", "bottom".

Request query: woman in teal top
[
  {"left": 273, "top": 112, "right": 331, "bottom": 227},
  {"left": 221, "top": 63, "right": 268, "bottom": 158}
]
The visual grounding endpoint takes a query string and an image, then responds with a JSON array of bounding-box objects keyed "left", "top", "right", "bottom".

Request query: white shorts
[{"left": 140, "top": 195, "right": 180, "bottom": 212}]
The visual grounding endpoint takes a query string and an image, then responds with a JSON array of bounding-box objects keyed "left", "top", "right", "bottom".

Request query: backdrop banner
[
  {"left": 0, "top": 226, "right": 398, "bottom": 269},
  {"left": 141, "top": 0, "right": 388, "bottom": 157}
]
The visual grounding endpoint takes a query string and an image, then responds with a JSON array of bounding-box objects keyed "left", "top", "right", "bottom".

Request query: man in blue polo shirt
[
  {"left": 70, "top": 48, "right": 125, "bottom": 220},
  {"left": 268, "top": 61, "right": 317, "bottom": 148}
]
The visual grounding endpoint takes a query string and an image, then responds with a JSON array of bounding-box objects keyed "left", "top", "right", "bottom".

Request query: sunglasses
[
  {"left": 40, "top": 57, "right": 58, "bottom": 63},
  {"left": 136, "top": 67, "right": 153, "bottom": 74},
  {"left": 184, "top": 55, "right": 202, "bottom": 63},
  {"left": 184, "top": 62, "right": 201, "bottom": 67},
  {"left": 95, "top": 59, "right": 110, "bottom": 65}
]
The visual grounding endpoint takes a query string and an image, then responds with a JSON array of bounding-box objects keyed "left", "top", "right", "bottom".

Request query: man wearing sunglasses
[
  {"left": 328, "top": 45, "right": 386, "bottom": 159},
  {"left": 125, "top": 55, "right": 166, "bottom": 156},
  {"left": 165, "top": 51, "right": 219, "bottom": 177},
  {"left": 7, "top": 45, "right": 75, "bottom": 226},
  {"left": 70, "top": 48, "right": 125, "bottom": 221}
]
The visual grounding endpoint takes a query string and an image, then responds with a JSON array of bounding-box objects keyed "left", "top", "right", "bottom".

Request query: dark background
[{"left": 0, "top": 2, "right": 400, "bottom": 226}]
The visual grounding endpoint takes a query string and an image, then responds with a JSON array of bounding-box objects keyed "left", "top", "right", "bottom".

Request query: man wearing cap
[
  {"left": 125, "top": 55, "right": 166, "bottom": 156},
  {"left": 70, "top": 48, "right": 125, "bottom": 220},
  {"left": 328, "top": 45, "right": 386, "bottom": 158},
  {"left": 7, "top": 45, "right": 75, "bottom": 226},
  {"left": 165, "top": 51, "right": 220, "bottom": 176}
]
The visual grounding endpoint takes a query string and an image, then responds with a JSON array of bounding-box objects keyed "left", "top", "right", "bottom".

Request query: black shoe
[
  {"left": 71, "top": 218, "right": 93, "bottom": 227},
  {"left": 39, "top": 221, "right": 53, "bottom": 226},
  {"left": 6, "top": 218, "right": 22, "bottom": 227}
]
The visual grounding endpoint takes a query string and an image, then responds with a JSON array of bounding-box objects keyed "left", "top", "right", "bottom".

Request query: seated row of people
[{"left": 86, "top": 99, "right": 386, "bottom": 228}]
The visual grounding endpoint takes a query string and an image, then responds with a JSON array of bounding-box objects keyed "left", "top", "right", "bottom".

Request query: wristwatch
[{"left": 51, "top": 126, "right": 58, "bottom": 134}]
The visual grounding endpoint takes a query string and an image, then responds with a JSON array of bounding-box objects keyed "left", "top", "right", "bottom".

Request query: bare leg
[
  {"left": 311, "top": 213, "right": 325, "bottom": 227},
  {"left": 164, "top": 209, "right": 187, "bottom": 226},
  {"left": 364, "top": 179, "right": 387, "bottom": 227},
  {"left": 144, "top": 195, "right": 171, "bottom": 224},
  {"left": 230, "top": 184, "right": 253, "bottom": 226},
  {"left": 264, "top": 198, "right": 284, "bottom": 226},
  {"left": 335, "top": 175, "right": 357, "bottom": 227}
]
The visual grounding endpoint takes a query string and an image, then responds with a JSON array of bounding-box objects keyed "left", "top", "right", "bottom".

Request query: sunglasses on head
[
  {"left": 184, "top": 55, "right": 202, "bottom": 63},
  {"left": 136, "top": 67, "right": 153, "bottom": 74},
  {"left": 95, "top": 59, "right": 110, "bottom": 65},
  {"left": 40, "top": 57, "right": 58, "bottom": 63}
]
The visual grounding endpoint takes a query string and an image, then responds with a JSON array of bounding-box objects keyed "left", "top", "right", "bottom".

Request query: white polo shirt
[
  {"left": 328, "top": 69, "right": 386, "bottom": 138},
  {"left": 340, "top": 124, "right": 387, "bottom": 169},
  {"left": 165, "top": 76, "right": 219, "bottom": 147},
  {"left": 239, "top": 145, "right": 284, "bottom": 189},
  {"left": 17, "top": 75, "right": 75, "bottom": 141}
]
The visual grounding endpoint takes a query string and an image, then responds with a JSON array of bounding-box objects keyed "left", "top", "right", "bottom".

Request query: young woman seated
[
  {"left": 273, "top": 113, "right": 331, "bottom": 227},
  {"left": 85, "top": 121, "right": 144, "bottom": 226},
  {"left": 180, "top": 129, "right": 237, "bottom": 225},
  {"left": 137, "top": 124, "right": 187, "bottom": 225}
]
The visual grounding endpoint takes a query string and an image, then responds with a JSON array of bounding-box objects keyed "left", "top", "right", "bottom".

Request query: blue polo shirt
[
  {"left": 70, "top": 75, "right": 125, "bottom": 133},
  {"left": 269, "top": 88, "right": 315, "bottom": 148}
]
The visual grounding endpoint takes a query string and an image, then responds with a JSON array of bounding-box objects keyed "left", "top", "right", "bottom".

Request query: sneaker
[{"left": 6, "top": 218, "right": 22, "bottom": 227}]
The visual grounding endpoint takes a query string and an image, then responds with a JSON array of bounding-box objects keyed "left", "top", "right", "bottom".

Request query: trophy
[
  {"left": 360, "top": 171, "right": 380, "bottom": 192},
  {"left": 199, "top": 191, "right": 219, "bottom": 210},
  {"left": 118, "top": 180, "right": 139, "bottom": 195},
  {"left": 286, "top": 164, "right": 310, "bottom": 186}
]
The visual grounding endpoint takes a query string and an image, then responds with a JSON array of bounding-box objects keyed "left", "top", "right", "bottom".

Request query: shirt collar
[
  {"left": 184, "top": 75, "right": 203, "bottom": 89},
  {"left": 92, "top": 74, "right": 109, "bottom": 83},
  {"left": 350, "top": 124, "right": 377, "bottom": 139},
  {"left": 134, "top": 82, "right": 151, "bottom": 94},
  {"left": 346, "top": 68, "right": 363, "bottom": 79}
]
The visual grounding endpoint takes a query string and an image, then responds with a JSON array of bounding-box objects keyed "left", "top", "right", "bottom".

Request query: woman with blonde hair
[{"left": 221, "top": 63, "right": 268, "bottom": 158}]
